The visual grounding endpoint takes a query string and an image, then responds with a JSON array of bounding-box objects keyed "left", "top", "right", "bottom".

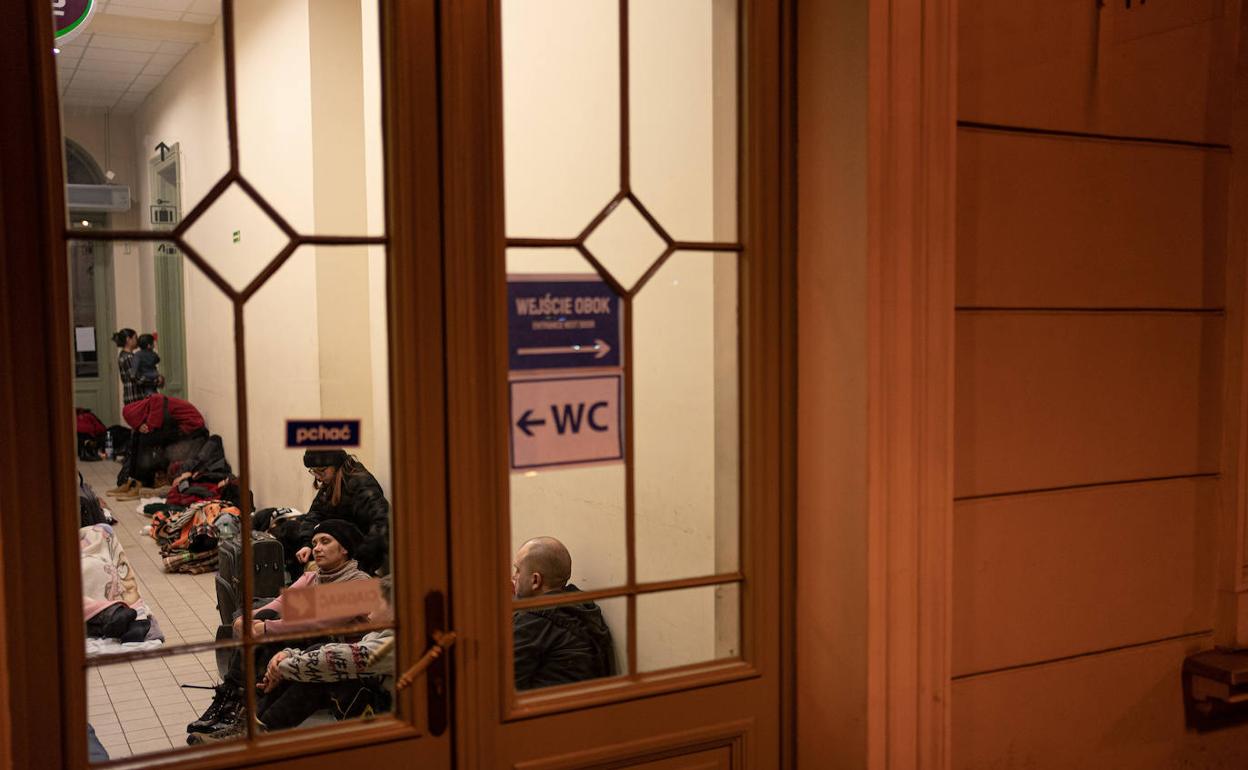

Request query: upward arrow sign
[{"left": 155, "top": 141, "right": 171, "bottom": 162}]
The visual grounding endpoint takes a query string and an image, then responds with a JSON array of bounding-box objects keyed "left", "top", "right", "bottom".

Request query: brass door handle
[{"left": 396, "top": 629, "right": 458, "bottom": 691}]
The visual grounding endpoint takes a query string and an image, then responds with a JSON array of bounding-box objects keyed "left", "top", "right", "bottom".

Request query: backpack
[
  {"left": 75, "top": 408, "right": 106, "bottom": 437},
  {"left": 78, "top": 473, "right": 108, "bottom": 528}
]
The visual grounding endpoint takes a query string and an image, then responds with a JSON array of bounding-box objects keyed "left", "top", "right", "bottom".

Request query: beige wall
[
  {"left": 122, "top": 1, "right": 387, "bottom": 512},
  {"left": 951, "top": 1, "right": 1248, "bottom": 766}
]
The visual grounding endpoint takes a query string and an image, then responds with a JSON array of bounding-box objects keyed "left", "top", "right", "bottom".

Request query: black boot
[{"left": 186, "top": 684, "right": 240, "bottom": 734}]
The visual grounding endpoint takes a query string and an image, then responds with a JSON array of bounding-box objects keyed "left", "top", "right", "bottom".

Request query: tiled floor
[{"left": 80, "top": 458, "right": 225, "bottom": 759}]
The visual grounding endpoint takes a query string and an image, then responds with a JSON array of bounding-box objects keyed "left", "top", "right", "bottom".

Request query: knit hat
[
  {"left": 303, "top": 449, "right": 348, "bottom": 469},
  {"left": 313, "top": 518, "right": 363, "bottom": 556}
]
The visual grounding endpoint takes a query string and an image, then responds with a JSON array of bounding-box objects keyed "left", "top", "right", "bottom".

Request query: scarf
[{"left": 317, "top": 559, "right": 362, "bottom": 584}]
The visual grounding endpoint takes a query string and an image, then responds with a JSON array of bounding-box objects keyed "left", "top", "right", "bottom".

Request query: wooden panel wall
[{"left": 953, "top": 0, "right": 1248, "bottom": 766}]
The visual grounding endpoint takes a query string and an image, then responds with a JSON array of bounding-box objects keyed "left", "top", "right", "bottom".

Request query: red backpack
[{"left": 75, "top": 408, "right": 107, "bottom": 437}]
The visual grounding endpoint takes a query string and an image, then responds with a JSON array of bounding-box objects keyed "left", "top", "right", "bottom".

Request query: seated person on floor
[
  {"left": 193, "top": 576, "right": 396, "bottom": 742},
  {"left": 187, "top": 519, "right": 372, "bottom": 739},
  {"left": 511, "top": 536, "right": 617, "bottom": 691},
  {"left": 166, "top": 434, "right": 239, "bottom": 508},
  {"left": 111, "top": 393, "right": 208, "bottom": 494},
  {"left": 297, "top": 449, "right": 390, "bottom": 576}
]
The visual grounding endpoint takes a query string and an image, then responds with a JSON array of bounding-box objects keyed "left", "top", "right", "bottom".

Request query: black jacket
[
  {"left": 298, "top": 462, "right": 390, "bottom": 574},
  {"left": 513, "top": 585, "right": 617, "bottom": 691}
]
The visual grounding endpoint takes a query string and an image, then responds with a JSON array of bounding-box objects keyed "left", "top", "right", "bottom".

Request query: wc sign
[
  {"left": 286, "top": 419, "right": 361, "bottom": 449},
  {"left": 509, "top": 375, "right": 623, "bottom": 470}
]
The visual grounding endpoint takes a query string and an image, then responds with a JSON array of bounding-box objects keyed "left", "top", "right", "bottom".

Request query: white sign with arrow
[
  {"left": 515, "top": 338, "right": 612, "bottom": 361},
  {"left": 509, "top": 374, "right": 623, "bottom": 470}
]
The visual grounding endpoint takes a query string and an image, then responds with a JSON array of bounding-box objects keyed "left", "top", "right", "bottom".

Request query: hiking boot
[
  {"left": 106, "top": 480, "right": 137, "bottom": 497},
  {"left": 186, "top": 684, "right": 240, "bottom": 734},
  {"left": 186, "top": 720, "right": 248, "bottom": 744}
]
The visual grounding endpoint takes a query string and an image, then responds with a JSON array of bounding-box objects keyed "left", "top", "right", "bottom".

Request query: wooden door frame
[
  {"left": 795, "top": 0, "right": 956, "bottom": 768},
  {"left": 1, "top": 3, "right": 79, "bottom": 769},
  {"left": 0, "top": 0, "right": 957, "bottom": 768}
]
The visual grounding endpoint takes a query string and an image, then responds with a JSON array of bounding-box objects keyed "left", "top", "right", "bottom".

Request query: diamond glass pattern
[
  {"left": 582, "top": 198, "right": 667, "bottom": 293},
  {"left": 181, "top": 182, "right": 291, "bottom": 292}
]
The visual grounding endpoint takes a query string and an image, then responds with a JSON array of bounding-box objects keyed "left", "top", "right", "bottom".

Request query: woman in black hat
[{"left": 297, "top": 449, "right": 390, "bottom": 575}]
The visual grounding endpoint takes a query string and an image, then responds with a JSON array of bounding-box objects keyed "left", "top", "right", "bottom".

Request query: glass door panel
[
  {"left": 501, "top": 0, "right": 747, "bottom": 707},
  {"left": 54, "top": 1, "right": 448, "bottom": 765}
]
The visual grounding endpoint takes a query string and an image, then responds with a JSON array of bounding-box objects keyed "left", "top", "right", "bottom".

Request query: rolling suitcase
[{"left": 215, "top": 531, "right": 284, "bottom": 626}]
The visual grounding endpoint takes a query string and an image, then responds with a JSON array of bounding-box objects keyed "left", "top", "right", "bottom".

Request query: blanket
[
  {"left": 80, "top": 524, "right": 164, "bottom": 645},
  {"left": 149, "top": 500, "right": 236, "bottom": 574}
]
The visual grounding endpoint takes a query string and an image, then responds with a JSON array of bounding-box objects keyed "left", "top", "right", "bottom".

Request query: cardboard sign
[
  {"left": 508, "top": 276, "right": 623, "bottom": 371},
  {"left": 509, "top": 374, "right": 623, "bottom": 470},
  {"left": 281, "top": 577, "right": 382, "bottom": 623},
  {"left": 286, "top": 419, "right": 361, "bottom": 449}
]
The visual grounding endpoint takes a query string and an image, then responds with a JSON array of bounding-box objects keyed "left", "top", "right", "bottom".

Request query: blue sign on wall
[
  {"left": 286, "top": 420, "right": 361, "bottom": 449},
  {"left": 508, "top": 276, "right": 623, "bottom": 371}
]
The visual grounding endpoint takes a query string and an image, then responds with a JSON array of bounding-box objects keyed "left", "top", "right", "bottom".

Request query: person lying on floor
[
  {"left": 186, "top": 519, "right": 372, "bottom": 739},
  {"left": 189, "top": 577, "right": 396, "bottom": 743}
]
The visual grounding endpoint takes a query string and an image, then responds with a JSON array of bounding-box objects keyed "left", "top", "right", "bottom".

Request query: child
[{"left": 131, "top": 334, "right": 163, "bottom": 397}]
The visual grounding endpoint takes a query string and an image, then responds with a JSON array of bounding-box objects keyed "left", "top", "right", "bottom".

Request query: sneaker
[
  {"left": 186, "top": 720, "right": 248, "bottom": 744},
  {"left": 106, "top": 480, "right": 138, "bottom": 497},
  {"left": 186, "top": 684, "right": 239, "bottom": 734}
]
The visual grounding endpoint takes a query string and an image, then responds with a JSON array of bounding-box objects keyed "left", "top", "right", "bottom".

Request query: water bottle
[{"left": 105, "top": 430, "right": 113, "bottom": 460}]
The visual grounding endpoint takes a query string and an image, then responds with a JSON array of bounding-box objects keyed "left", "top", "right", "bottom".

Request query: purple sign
[
  {"left": 53, "top": 0, "right": 96, "bottom": 42},
  {"left": 508, "top": 275, "right": 623, "bottom": 371}
]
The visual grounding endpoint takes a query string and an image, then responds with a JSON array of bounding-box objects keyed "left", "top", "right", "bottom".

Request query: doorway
[
  {"left": 66, "top": 138, "right": 118, "bottom": 426},
  {"left": 11, "top": 0, "right": 794, "bottom": 767},
  {"left": 150, "top": 144, "right": 188, "bottom": 400}
]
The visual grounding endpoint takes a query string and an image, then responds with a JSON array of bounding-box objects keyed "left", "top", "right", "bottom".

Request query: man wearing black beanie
[{"left": 297, "top": 449, "right": 390, "bottom": 575}]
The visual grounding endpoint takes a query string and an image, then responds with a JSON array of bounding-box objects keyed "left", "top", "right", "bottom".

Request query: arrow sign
[
  {"left": 155, "top": 141, "right": 171, "bottom": 161},
  {"left": 516, "top": 409, "right": 547, "bottom": 437},
  {"left": 516, "top": 338, "right": 612, "bottom": 360},
  {"left": 508, "top": 277, "right": 622, "bottom": 371},
  {"left": 510, "top": 374, "right": 623, "bottom": 470}
]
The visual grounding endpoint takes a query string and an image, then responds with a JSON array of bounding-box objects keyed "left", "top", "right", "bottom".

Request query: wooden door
[
  {"left": 440, "top": 1, "right": 792, "bottom": 767},
  {"left": 23, "top": 0, "right": 454, "bottom": 767}
]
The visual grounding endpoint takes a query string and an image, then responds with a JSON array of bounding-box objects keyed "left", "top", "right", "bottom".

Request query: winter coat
[
  {"left": 297, "top": 462, "right": 390, "bottom": 574},
  {"left": 513, "top": 585, "right": 617, "bottom": 691},
  {"left": 122, "top": 394, "right": 205, "bottom": 435},
  {"left": 132, "top": 349, "right": 161, "bottom": 394}
]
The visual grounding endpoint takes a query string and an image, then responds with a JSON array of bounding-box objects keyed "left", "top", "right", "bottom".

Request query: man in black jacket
[
  {"left": 511, "top": 536, "right": 617, "bottom": 690},
  {"left": 297, "top": 449, "right": 390, "bottom": 575}
]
